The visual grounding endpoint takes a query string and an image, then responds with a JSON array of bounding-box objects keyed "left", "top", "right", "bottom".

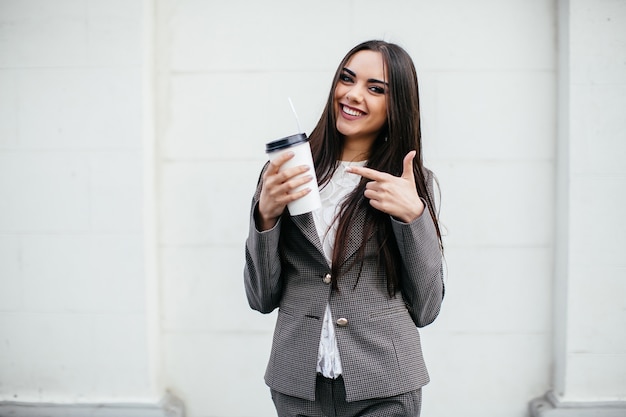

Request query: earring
[{"left": 384, "top": 136, "right": 388, "bottom": 142}]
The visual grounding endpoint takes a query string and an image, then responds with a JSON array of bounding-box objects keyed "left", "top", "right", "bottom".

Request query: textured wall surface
[
  {"left": 0, "top": 0, "right": 153, "bottom": 404},
  {"left": 554, "top": 0, "right": 626, "bottom": 402},
  {"left": 155, "top": 1, "right": 556, "bottom": 416}
]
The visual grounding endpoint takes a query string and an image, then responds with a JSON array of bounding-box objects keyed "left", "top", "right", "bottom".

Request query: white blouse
[{"left": 312, "top": 160, "right": 367, "bottom": 379}]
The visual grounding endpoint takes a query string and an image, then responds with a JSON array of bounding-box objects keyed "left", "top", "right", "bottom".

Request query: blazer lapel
[
  {"left": 290, "top": 212, "right": 328, "bottom": 265},
  {"left": 341, "top": 203, "right": 368, "bottom": 263},
  {"left": 290, "top": 201, "right": 372, "bottom": 267}
]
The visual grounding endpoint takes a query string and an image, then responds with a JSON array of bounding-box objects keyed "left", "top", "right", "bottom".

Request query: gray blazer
[{"left": 244, "top": 167, "right": 444, "bottom": 403}]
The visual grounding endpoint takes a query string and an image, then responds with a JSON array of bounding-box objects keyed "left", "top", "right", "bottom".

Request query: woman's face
[{"left": 334, "top": 50, "right": 388, "bottom": 145}]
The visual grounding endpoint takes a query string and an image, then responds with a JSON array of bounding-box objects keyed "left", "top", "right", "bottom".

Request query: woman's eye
[
  {"left": 370, "top": 86, "right": 385, "bottom": 94},
  {"left": 339, "top": 74, "right": 353, "bottom": 83}
]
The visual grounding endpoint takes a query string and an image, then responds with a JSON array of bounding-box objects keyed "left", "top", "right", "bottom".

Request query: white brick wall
[
  {"left": 0, "top": 0, "right": 153, "bottom": 404},
  {"left": 554, "top": 0, "right": 626, "bottom": 403},
  {"left": 156, "top": 1, "right": 557, "bottom": 416}
]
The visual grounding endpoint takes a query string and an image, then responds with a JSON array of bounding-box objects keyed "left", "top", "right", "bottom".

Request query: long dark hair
[{"left": 309, "top": 40, "right": 442, "bottom": 296}]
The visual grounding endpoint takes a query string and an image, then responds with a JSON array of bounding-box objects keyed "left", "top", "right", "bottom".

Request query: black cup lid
[{"left": 266, "top": 133, "right": 309, "bottom": 153}]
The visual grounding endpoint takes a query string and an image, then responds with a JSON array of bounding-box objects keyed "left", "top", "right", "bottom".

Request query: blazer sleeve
[
  {"left": 391, "top": 170, "right": 444, "bottom": 327},
  {"left": 243, "top": 164, "right": 284, "bottom": 314}
]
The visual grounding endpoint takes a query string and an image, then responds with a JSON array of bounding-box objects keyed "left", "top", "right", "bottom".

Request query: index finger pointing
[{"left": 346, "top": 165, "right": 388, "bottom": 181}]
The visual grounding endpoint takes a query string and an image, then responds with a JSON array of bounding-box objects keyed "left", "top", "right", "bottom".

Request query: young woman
[{"left": 244, "top": 40, "right": 444, "bottom": 417}]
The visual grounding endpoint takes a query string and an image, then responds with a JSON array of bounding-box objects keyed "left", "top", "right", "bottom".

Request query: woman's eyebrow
[
  {"left": 369, "top": 78, "right": 388, "bottom": 86},
  {"left": 342, "top": 67, "right": 356, "bottom": 77},
  {"left": 342, "top": 67, "right": 388, "bottom": 86}
]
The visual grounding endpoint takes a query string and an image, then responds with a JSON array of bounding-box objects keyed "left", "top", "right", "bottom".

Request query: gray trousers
[{"left": 271, "top": 375, "right": 422, "bottom": 417}]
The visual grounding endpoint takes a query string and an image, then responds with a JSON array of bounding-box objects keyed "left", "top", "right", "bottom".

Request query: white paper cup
[{"left": 266, "top": 133, "right": 321, "bottom": 216}]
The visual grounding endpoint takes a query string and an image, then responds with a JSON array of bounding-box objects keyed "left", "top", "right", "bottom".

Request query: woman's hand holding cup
[{"left": 257, "top": 151, "right": 314, "bottom": 231}]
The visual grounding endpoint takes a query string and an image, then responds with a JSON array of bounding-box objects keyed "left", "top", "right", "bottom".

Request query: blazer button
[
  {"left": 323, "top": 273, "right": 332, "bottom": 284},
  {"left": 336, "top": 318, "right": 348, "bottom": 327}
]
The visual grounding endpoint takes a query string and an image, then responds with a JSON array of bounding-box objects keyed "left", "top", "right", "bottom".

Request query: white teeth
[{"left": 343, "top": 105, "right": 364, "bottom": 117}]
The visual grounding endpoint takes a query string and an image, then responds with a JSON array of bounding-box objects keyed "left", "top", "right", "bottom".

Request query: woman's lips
[{"left": 341, "top": 104, "right": 365, "bottom": 118}]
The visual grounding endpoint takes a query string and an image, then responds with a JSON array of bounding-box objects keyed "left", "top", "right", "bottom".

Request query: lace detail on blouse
[{"left": 312, "top": 160, "right": 366, "bottom": 378}]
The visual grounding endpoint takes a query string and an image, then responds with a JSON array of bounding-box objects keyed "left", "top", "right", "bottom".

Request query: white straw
[{"left": 287, "top": 97, "right": 302, "bottom": 133}]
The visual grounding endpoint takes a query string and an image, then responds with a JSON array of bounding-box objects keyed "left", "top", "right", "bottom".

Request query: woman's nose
[{"left": 346, "top": 87, "right": 364, "bottom": 103}]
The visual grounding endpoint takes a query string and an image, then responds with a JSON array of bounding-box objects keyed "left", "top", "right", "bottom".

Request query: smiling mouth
[{"left": 342, "top": 105, "right": 365, "bottom": 117}]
